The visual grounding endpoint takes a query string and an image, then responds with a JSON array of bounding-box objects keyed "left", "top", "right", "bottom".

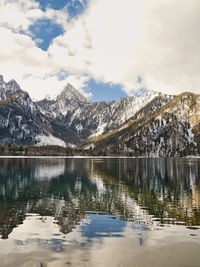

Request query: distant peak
[
  {"left": 58, "top": 83, "right": 90, "bottom": 104},
  {"left": 0, "top": 74, "right": 3, "bottom": 82},
  {"left": 59, "top": 83, "right": 78, "bottom": 97},
  {"left": 61, "top": 83, "right": 77, "bottom": 94},
  {"left": 65, "top": 82, "right": 74, "bottom": 89}
]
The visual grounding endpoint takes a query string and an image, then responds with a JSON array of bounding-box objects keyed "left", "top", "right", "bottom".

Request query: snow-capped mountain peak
[
  {"left": 37, "top": 83, "right": 91, "bottom": 119},
  {"left": 57, "top": 83, "right": 90, "bottom": 104}
]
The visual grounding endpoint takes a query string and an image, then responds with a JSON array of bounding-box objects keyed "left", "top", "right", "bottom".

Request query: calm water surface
[{"left": 0, "top": 158, "right": 200, "bottom": 266}]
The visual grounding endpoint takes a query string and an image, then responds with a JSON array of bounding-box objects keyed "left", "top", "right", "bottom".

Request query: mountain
[
  {"left": 37, "top": 85, "right": 171, "bottom": 141},
  {"left": 86, "top": 92, "right": 200, "bottom": 157},
  {"left": 2, "top": 74, "right": 199, "bottom": 157},
  {"left": 37, "top": 83, "right": 90, "bottom": 119},
  {"left": 0, "top": 75, "right": 175, "bottom": 148},
  {"left": 0, "top": 75, "right": 66, "bottom": 146}
]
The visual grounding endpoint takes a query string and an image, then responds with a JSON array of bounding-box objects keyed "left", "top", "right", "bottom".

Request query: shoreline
[{"left": 0, "top": 155, "right": 199, "bottom": 159}]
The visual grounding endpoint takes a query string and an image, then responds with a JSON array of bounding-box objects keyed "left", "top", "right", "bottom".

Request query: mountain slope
[
  {"left": 0, "top": 76, "right": 66, "bottom": 146},
  {"left": 86, "top": 92, "right": 200, "bottom": 157}
]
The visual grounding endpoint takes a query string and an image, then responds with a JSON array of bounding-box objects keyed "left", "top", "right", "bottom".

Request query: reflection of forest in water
[{"left": 0, "top": 158, "right": 199, "bottom": 239}]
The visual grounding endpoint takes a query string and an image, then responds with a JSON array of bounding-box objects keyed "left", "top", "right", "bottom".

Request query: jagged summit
[
  {"left": 57, "top": 83, "right": 90, "bottom": 104},
  {"left": 37, "top": 83, "right": 91, "bottom": 119},
  {"left": 0, "top": 76, "right": 21, "bottom": 100},
  {"left": 5, "top": 79, "right": 21, "bottom": 96},
  {"left": 0, "top": 76, "right": 22, "bottom": 99}
]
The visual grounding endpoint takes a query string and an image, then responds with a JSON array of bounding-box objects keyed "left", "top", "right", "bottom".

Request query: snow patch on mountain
[{"left": 36, "top": 134, "right": 66, "bottom": 147}]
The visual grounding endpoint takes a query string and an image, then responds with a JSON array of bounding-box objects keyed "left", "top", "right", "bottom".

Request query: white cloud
[
  {"left": 55, "top": 0, "right": 200, "bottom": 96},
  {"left": 0, "top": 0, "right": 200, "bottom": 101},
  {"left": 0, "top": 0, "right": 42, "bottom": 32},
  {"left": 0, "top": 26, "right": 51, "bottom": 74},
  {"left": 19, "top": 73, "right": 91, "bottom": 100},
  {"left": 49, "top": 0, "right": 200, "bottom": 95},
  {"left": 0, "top": 0, "right": 69, "bottom": 33},
  {"left": 0, "top": 26, "right": 89, "bottom": 100}
]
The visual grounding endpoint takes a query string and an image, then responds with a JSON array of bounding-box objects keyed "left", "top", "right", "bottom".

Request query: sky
[{"left": 0, "top": 0, "right": 200, "bottom": 101}]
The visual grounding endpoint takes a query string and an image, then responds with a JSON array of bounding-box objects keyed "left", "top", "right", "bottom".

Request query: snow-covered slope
[{"left": 89, "top": 90, "right": 167, "bottom": 137}]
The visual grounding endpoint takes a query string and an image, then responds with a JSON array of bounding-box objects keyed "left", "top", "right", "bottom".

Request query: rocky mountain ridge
[
  {"left": 0, "top": 75, "right": 199, "bottom": 157},
  {"left": 37, "top": 83, "right": 171, "bottom": 140}
]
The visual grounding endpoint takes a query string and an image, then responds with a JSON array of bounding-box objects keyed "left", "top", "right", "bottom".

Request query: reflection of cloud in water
[
  {"left": 8, "top": 213, "right": 90, "bottom": 250},
  {"left": 10, "top": 214, "right": 60, "bottom": 242},
  {"left": 34, "top": 160, "right": 65, "bottom": 180},
  {"left": 4, "top": 212, "right": 200, "bottom": 267}
]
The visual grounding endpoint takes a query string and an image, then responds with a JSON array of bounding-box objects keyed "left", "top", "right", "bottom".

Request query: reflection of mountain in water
[{"left": 0, "top": 158, "right": 199, "bottom": 239}]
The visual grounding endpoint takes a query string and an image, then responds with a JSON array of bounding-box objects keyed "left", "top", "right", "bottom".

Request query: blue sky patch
[
  {"left": 87, "top": 79, "right": 127, "bottom": 102},
  {"left": 29, "top": 19, "right": 64, "bottom": 51},
  {"left": 36, "top": 0, "right": 68, "bottom": 11},
  {"left": 36, "top": 0, "right": 87, "bottom": 17},
  {"left": 67, "top": 0, "right": 87, "bottom": 19}
]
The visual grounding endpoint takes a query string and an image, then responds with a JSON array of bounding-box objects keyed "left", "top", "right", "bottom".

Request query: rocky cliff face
[{"left": 89, "top": 93, "right": 200, "bottom": 157}]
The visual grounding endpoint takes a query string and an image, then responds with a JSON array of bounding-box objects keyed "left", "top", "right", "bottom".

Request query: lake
[{"left": 0, "top": 157, "right": 200, "bottom": 266}]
